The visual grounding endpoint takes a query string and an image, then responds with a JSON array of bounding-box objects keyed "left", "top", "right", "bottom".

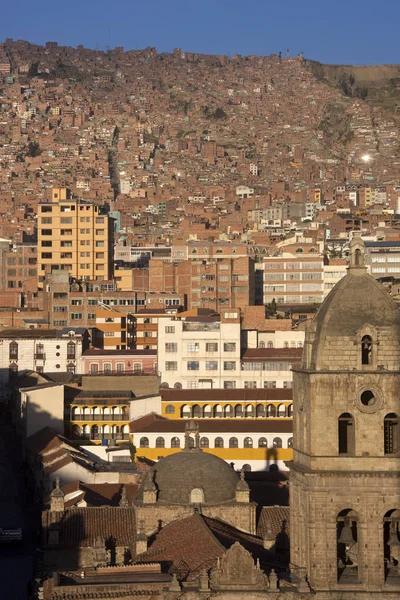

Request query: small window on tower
[{"left": 361, "top": 335, "right": 372, "bottom": 365}]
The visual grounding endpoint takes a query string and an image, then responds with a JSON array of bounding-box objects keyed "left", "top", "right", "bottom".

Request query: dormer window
[{"left": 361, "top": 335, "right": 372, "bottom": 365}]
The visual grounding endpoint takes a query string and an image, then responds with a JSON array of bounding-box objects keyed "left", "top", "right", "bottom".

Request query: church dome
[
  {"left": 137, "top": 448, "right": 240, "bottom": 506},
  {"left": 304, "top": 236, "right": 400, "bottom": 371}
]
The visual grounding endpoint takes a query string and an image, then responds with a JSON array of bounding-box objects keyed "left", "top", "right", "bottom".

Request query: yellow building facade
[
  {"left": 131, "top": 388, "right": 293, "bottom": 471},
  {"left": 67, "top": 391, "right": 131, "bottom": 445},
  {"left": 37, "top": 187, "right": 113, "bottom": 288}
]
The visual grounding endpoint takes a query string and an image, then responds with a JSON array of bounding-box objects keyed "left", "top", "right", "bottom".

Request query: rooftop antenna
[
  {"left": 286, "top": 48, "right": 290, "bottom": 58},
  {"left": 106, "top": 27, "right": 111, "bottom": 51}
]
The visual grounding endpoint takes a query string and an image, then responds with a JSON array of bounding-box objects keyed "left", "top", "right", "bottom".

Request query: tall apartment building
[
  {"left": 149, "top": 256, "right": 254, "bottom": 311},
  {"left": 364, "top": 240, "right": 400, "bottom": 280},
  {"left": 0, "top": 240, "right": 37, "bottom": 292},
  {"left": 262, "top": 252, "right": 324, "bottom": 306},
  {"left": 43, "top": 271, "right": 184, "bottom": 332},
  {"left": 37, "top": 187, "right": 114, "bottom": 288},
  {"left": 157, "top": 310, "right": 302, "bottom": 390}
]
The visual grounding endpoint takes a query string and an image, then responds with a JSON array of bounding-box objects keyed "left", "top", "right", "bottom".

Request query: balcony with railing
[{"left": 71, "top": 423, "right": 130, "bottom": 443}]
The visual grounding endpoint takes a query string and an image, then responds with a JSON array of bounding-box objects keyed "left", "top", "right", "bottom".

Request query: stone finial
[
  {"left": 142, "top": 473, "right": 157, "bottom": 504},
  {"left": 199, "top": 570, "right": 209, "bottom": 591},
  {"left": 235, "top": 468, "right": 250, "bottom": 503},
  {"left": 119, "top": 485, "right": 129, "bottom": 507},
  {"left": 50, "top": 476, "right": 65, "bottom": 512},
  {"left": 169, "top": 573, "right": 181, "bottom": 591},
  {"left": 269, "top": 569, "right": 279, "bottom": 591},
  {"left": 136, "top": 519, "right": 147, "bottom": 555}
]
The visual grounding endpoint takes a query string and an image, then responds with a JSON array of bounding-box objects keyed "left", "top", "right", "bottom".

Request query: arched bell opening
[
  {"left": 336, "top": 509, "right": 360, "bottom": 584},
  {"left": 383, "top": 509, "right": 400, "bottom": 582}
]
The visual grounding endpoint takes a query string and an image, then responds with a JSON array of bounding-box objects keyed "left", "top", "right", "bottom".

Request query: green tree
[{"left": 27, "top": 141, "right": 42, "bottom": 157}]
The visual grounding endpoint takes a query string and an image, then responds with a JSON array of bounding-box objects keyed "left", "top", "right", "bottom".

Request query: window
[
  {"left": 166, "top": 361, "right": 177, "bottom": 371},
  {"left": 61, "top": 217, "right": 72, "bottom": 224},
  {"left": 206, "top": 343, "right": 218, "bottom": 352},
  {"left": 187, "top": 361, "right": 199, "bottom": 370},
  {"left": 224, "top": 361, "right": 236, "bottom": 371},
  {"left": 67, "top": 342, "right": 76, "bottom": 359},
  {"left": 165, "top": 326, "right": 175, "bottom": 333},
  {"left": 61, "top": 229, "right": 72, "bottom": 236},
  {"left": 206, "top": 361, "right": 218, "bottom": 370},
  {"left": 96, "top": 229, "right": 104, "bottom": 236},
  {"left": 9, "top": 342, "right": 18, "bottom": 360},
  {"left": 187, "top": 343, "right": 200, "bottom": 352},
  {"left": 104, "top": 363, "right": 112, "bottom": 373},
  {"left": 384, "top": 414, "right": 399, "bottom": 455},
  {"left": 273, "top": 437, "right": 282, "bottom": 448},
  {"left": 283, "top": 381, "right": 292, "bottom": 389},
  {"left": 214, "top": 437, "right": 224, "bottom": 448},
  {"left": 338, "top": 413, "right": 355, "bottom": 455},
  {"left": 190, "top": 488, "right": 204, "bottom": 503},
  {"left": 41, "top": 229, "right": 52, "bottom": 236},
  {"left": 244, "top": 437, "right": 253, "bottom": 448},
  {"left": 224, "top": 343, "right": 236, "bottom": 352},
  {"left": 41, "top": 205, "right": 52, "bottom": 213},
  {"left": 35, "top": 343, "right": 45, "bottom": 359},
  {"left": 171, "top": 437, "right": 180, "bottom": 448},
  {"left": 229, "top": 437, "right": 238, "bottom": 448},
  {"left": 117, "top": 363, "right": 125, "bottom": 374},
  {"left": 156, "top": 437, "right": 165, "bottom": 448},
  {"left": 224, "top": 381, "right": 236, "bottom": 389},
  {"left": 165, "top": 343, "right": 177, "bottom": 352},
  {"left": 41, "top": 217, "right": 52, "bottom": 224},
  {"left": 258, "top": 437, "right": 268, "bottom": 447},
  {"left": 71, "top": 313, "right": 82, "bottom": 320},
  {"left": 71, "top": 299, "right": 83, "bottom": 306},
  {"left": 244, "top": 381, "right": 257, "bottom": 389},
  {"left": 41, "top": 252, "right": 52, "bottom": 259},
  {"left": 96, "top": 241, "right": 104, "bottom": 247},
  {"left": 165, "top": 405, "right": 175, "bottom": 415},
  {"left": 288, "top": 437, "right": 293, "bottom": 448},
  {"left": 140, "top": 437, "right": 149, "bottom": 448},
  {"left": 88, "top": 299, "right": 98, "bottom": 306},
  {"left": 361, "top": 335, "right": 372, "bottom": 365},
  {"left": 90, "top": 364, "right": 99, "bottom": 374}
]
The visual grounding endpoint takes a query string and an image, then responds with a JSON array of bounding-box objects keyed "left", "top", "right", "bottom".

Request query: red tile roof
[
  {"left": 42, "top": 507, "right": 136, "bottom": 549},
  {"left": 139, "top": 513, "right": 225, "bottom": 580},
  {"left": 160, "top": 388, "right": 293, "bottom": 403},
  {"left": 130, "top": 417, "right": 292, "bottom": 434}
]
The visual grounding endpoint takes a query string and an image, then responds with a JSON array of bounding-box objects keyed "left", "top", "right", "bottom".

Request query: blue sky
[{"left": 2, "top": 0, "right": 400, "bottom": 65}]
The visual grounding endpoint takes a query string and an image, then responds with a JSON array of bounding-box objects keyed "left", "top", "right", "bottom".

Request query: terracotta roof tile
[
  {"left": 161, "top": 388, "right": 292, "bottom": 403},
  {"left": 257, "top": 506, "right": 290, "bottom": 539},
  {"left": 141, "top": 513, "right": 224, "bottom": 580},
  {"left": 130, "top": 418, "right": 292, "bottom": 434},
  {"left": 42, "top": 507, "right": 136, "bottom": 549}
]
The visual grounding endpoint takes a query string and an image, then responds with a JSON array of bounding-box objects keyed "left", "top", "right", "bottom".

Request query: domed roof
[
  {"left": 306, "top": 236, "right": 400, "bottom": 371},
  {"left": 137, "top": 448, "right": 240, "bottom": 506}
]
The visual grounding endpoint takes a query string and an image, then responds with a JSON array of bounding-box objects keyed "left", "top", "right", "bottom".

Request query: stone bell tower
[{"left": 289, "top": 235, "right": 400, "bottom": 597}]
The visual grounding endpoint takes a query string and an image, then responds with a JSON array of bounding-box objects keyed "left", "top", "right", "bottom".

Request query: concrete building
[
  {"left": 262, "top": 252, "right": 324, "bottom": 306},
  {"left": 157, "top": 310, "right": 241, "bottom": 389},
  {"left": 364, "top": 240, "right": 400, "bottom": 280},
  {"left": 37, "top": 187, "right": 114, "bottom": 288},
  {"left": 0, "top": 327, "right": 88, "bottom": 397}
]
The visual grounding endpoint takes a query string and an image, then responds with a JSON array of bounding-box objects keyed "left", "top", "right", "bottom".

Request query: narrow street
[{"left": 0, "top": 408, "right": 38, "bottom": 599}]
